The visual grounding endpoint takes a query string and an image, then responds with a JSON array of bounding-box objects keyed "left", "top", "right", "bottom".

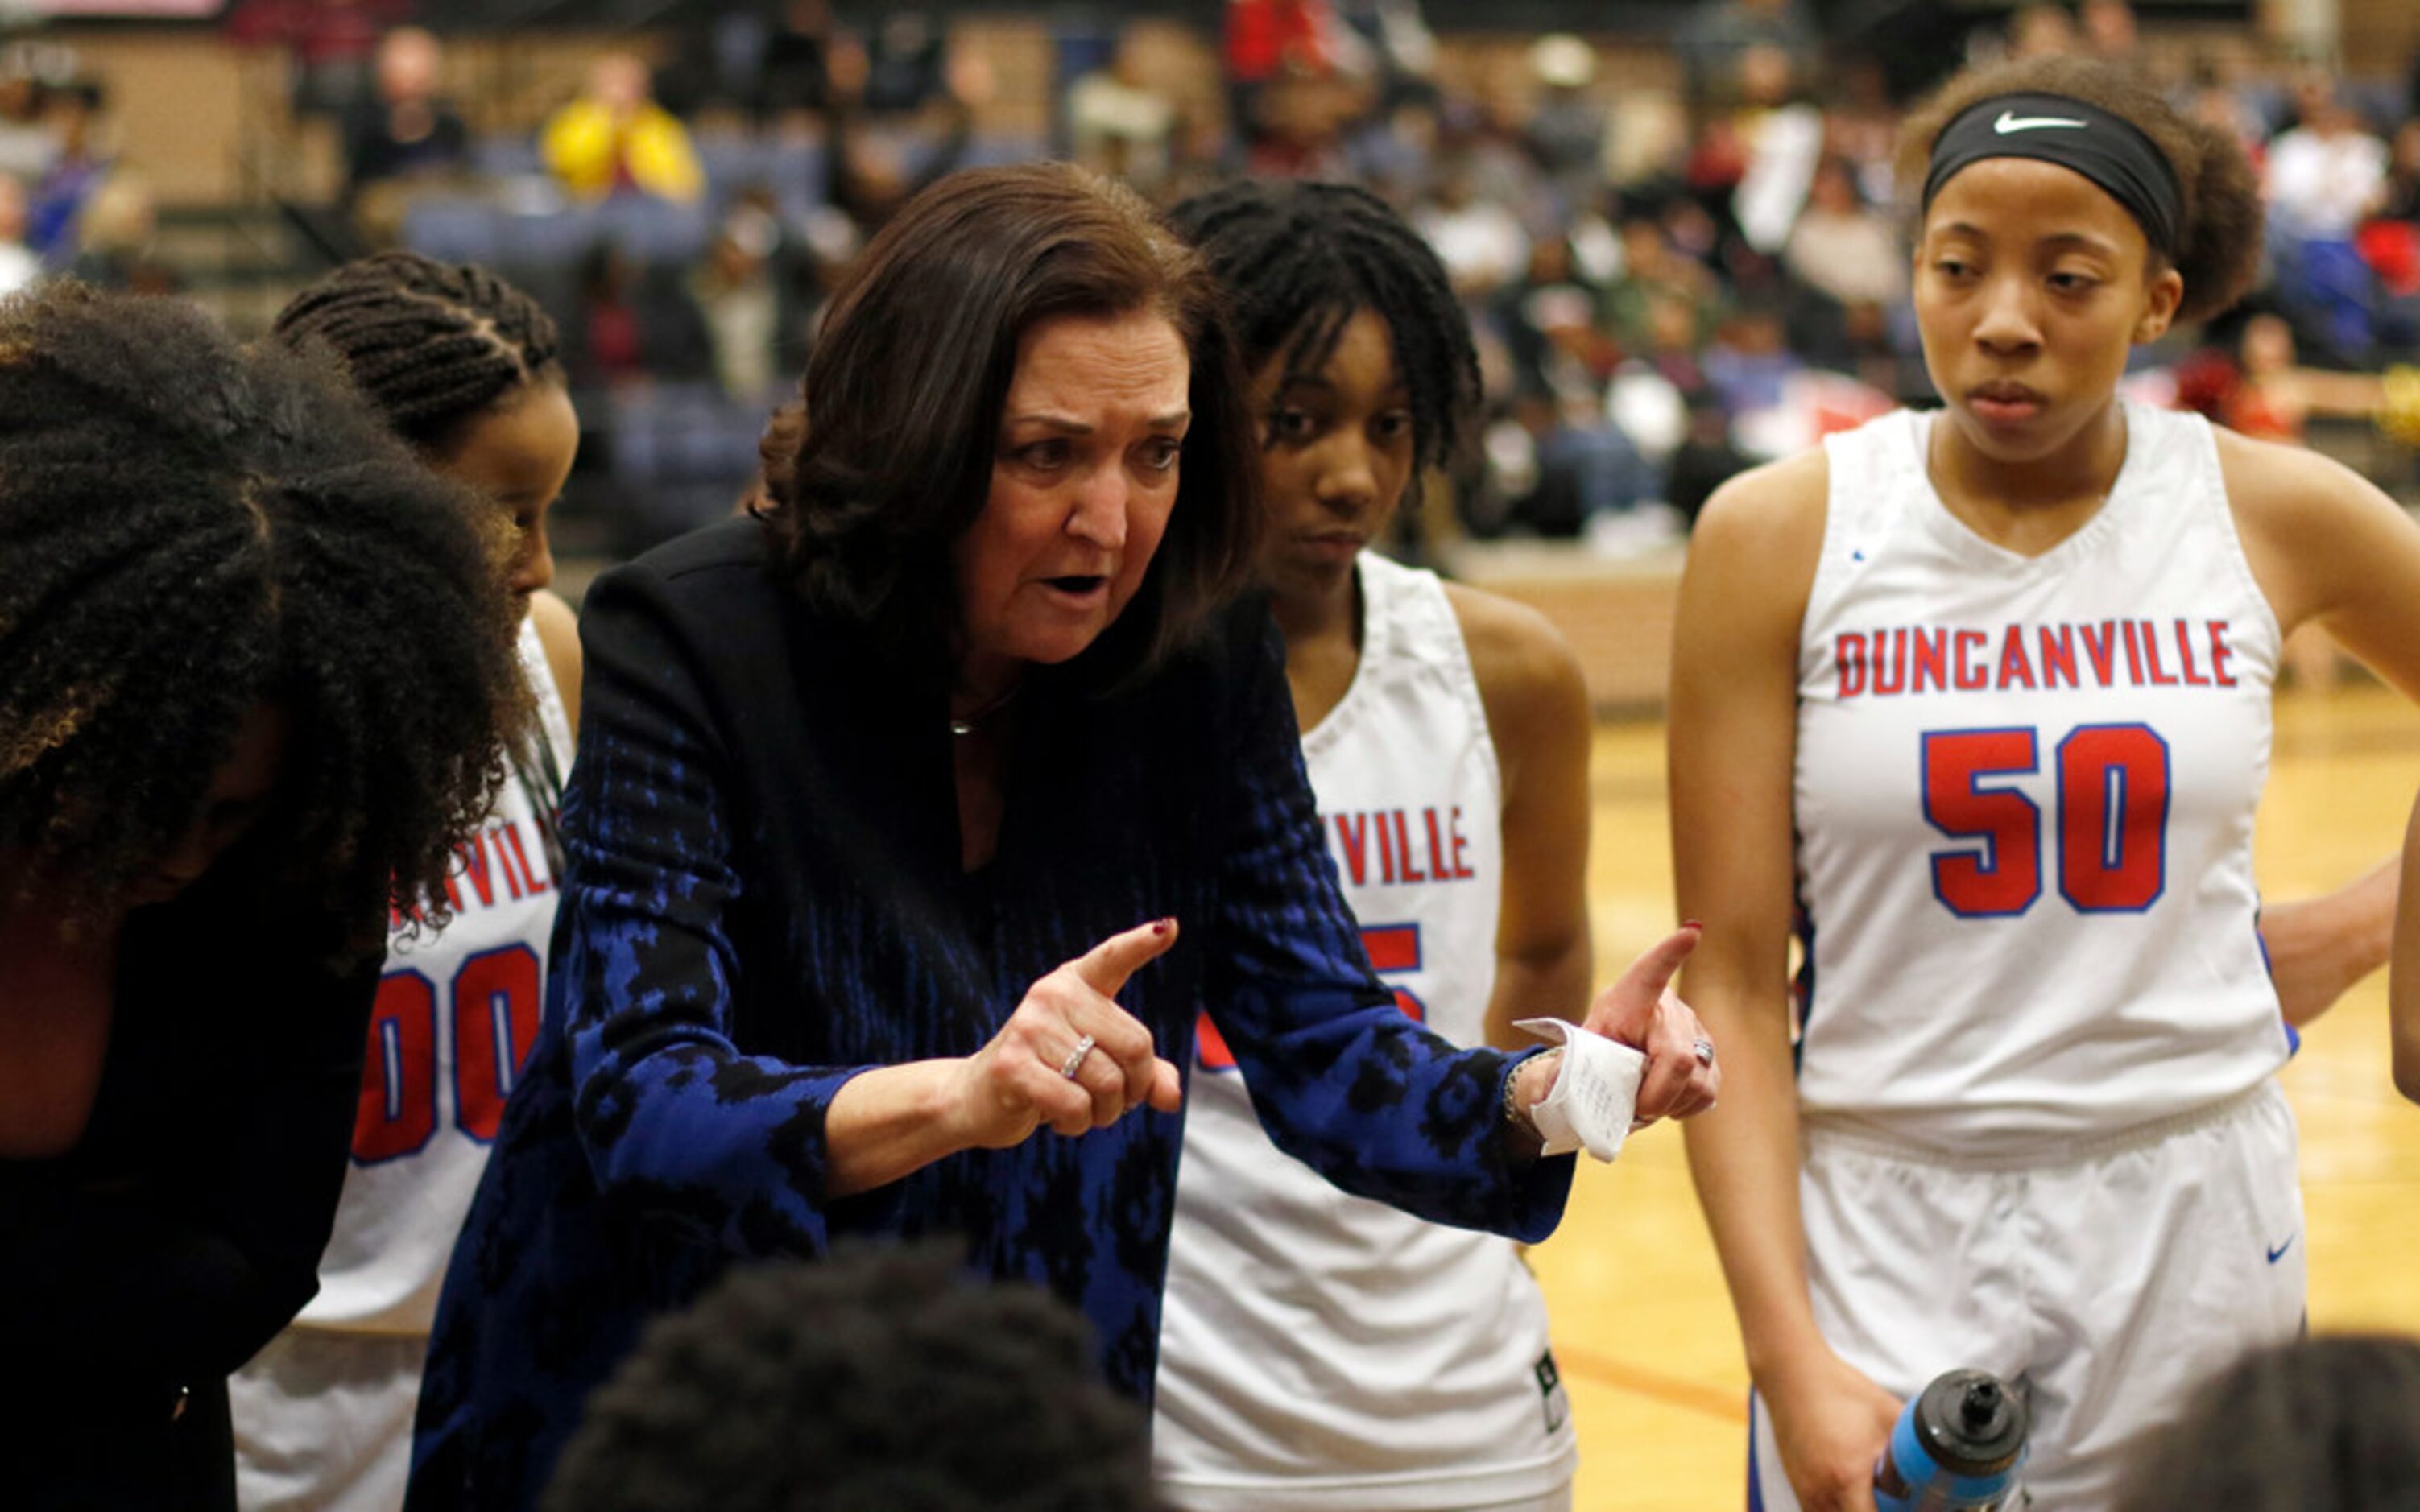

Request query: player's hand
[
  {"left": 951, "top": 919, "right": 1185, "bottom": 1147},
  {"left": 1768, "top": 1351, "right": 1902, "bottom": 1512},
  {"left": 1577, "top": 923, "right": 1719, "bottom": 1124}
]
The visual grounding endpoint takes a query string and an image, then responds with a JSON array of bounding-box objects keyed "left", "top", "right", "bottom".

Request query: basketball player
[
  {"left": 1154, "top": 181, "right": 1709, "bottom": 1512},
  {"left": 230, "top": 254, "right": 581, "bottom": 1512},
  {"left": 1673, "top": 56, "right": 2420, "bottom": 1511}
]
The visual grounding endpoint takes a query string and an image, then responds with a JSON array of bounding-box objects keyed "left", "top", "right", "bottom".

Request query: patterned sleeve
[
  {"left": 1202, "top": 613, "right": 1573, "bottom": 1242},
  {"left": 552, "top": 559, "right": 871, "bottom": 1257}
]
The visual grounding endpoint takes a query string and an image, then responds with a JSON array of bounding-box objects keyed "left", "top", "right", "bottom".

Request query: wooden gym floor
[{"left": 1530, "top": 684, "right": 2420, "bottom": 1510}]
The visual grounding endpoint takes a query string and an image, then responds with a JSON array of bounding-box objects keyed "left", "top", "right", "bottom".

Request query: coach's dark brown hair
[
  {"left": 755, "top": 161, "right": 1262, "bottom": 681},
  {"left": 1897, "top": 55, "right": 2264, "bottom": 326}
]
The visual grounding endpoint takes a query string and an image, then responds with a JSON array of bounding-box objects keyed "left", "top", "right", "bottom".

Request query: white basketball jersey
[
  {"left": 1792, "top": 402, "right": 2287, "bottom": 1154},
  {"left": 296, "top": 614, "right": 573, "bottom": 1332},
  {"left": 1155, "top": 553, "right": 1576, "bottom": 1510}
]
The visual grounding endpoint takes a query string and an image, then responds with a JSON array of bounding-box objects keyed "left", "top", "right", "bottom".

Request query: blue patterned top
[{"left": 406, "top": 519, "right": 1571, "bottom": 1509}]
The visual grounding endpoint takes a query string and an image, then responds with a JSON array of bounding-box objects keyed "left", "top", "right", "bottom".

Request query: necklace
[{"left": 948, "top": 684, "right": 1020, "bottom": 737}]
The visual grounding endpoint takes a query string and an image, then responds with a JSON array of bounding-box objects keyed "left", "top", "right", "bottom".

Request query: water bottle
[{"left": 1872, "top": 1369, "right": 2028, "bottom": 1511}]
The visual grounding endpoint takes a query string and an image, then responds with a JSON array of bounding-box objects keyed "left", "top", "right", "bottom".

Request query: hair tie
[{"left": 1922, "top": 92, "right": 2183, "bottom": 259}]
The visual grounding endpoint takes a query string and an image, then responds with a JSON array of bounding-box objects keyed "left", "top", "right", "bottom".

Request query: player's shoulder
[
  {"left": 1693, "top": 447, "right": 1831, "bottom": 562},
  {"left": 2212, "top": 423, "right": 2387, "bottom": 526},
  {"left": 1439, "top": 580, "right": 1589, "bottom": 737}
]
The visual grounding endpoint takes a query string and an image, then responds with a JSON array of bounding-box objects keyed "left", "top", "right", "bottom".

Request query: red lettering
[
  {"left": 1912, "top": 628, "right": 1950, "bottom": 694},
  {"left": 1424, "top": 808, "right": 1452, "bottom": 883},
  {"left": 1955, "top": 629, "right": 1989, "bottom": 690},
  {"left": 2121, "top": 620, "right": 2145, "bottom": 685},
  {"left": 2208, "top": 620, "right": 2237, "bottom": 687},
  {"left": 1996, "top": 624, "right": 2037, "bottom": 689},
  {"left": 458, "top": 835, "right": 497, "bottom": 908},
  {"left": 1836, "top": 633, "right": 1868, "bottom": 699},
  {"left": 1874, "top": 627, "right": 1909, "bottom": 696},
  {"left": 1450, "top": 806, "right": 1474, "bottom": 879},
  {"left": 2139, "top": 621, "right": 2178, "bottom": 686},
  {"left": 2174, "top": 618, "right": 2209, "bottom": 686},
  {"left": 1332, "top": 814, "right": 1369, "bottom": 887},
  {"left": 2038, "top": 626, "right": 2079, "bottom": 689},
  {"left": 1377, "top": 810, "right": 1397, "bottom": 885},
  {"left": 500, "top": 823, "right": 550, "bottom": 894},
  {"left": 493, "top": 826, "right": 528, "bottom": 902},
  {"left": 2080, "top": 622, "right": 2119, "bottom": 686},
  {"left": 1394, "top": 811, "right": 1427, "bottom": 883}
]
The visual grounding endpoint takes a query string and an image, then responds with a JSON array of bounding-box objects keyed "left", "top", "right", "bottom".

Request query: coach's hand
[
  {"left": 1588, "top": 923, "right": 1720, "bottom": 1124},
  {"left": 953, "top": 918, "right": 1185, "bottom": 1146},
  {"left": 1769, "top": 1350, "right": 1902, "bottom": 1512}
]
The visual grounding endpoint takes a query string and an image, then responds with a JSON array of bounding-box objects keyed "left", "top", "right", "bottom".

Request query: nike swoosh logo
[
  {"left": 2267, "top": 1233, "right": 2298, "bottom": 1264},
  {"left": 1996, "top": 110, "right": 2089, "bottom": 134}
]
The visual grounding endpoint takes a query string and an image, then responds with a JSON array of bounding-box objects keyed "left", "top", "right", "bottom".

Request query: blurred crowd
[{"left": 5, "top": 0, "right": 2419, "bottom": 556}]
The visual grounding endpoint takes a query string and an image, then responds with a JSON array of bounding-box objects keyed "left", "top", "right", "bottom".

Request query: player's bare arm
[
  {"left": 1445, "top": 583, "right": 1595, "bottom": 1049},
  {"left": 2392, "top": 795, "right": 2420, "bottom": 1105},
  {"left": 1674, "top": 453, "right": 1899, "bottom": 1512},
  {"left": 528, "top": 587, "right": 585, "bottom": 741},
  {"left": 2222, "top": 432, "right": 2420, "bottom": 1030}
]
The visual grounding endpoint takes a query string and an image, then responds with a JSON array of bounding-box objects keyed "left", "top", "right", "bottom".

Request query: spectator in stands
[
  {"left": 224, "top": 0, "right": 410, "bottom": 121},
  {"left": 2112, "top": 1335, "right": 2420, "bottom": 1511},
  {"left": 64, "top": 171, "right": 178, "bottom": 295},
  {"left": 2266, "top": 73, "right": 2392, "bottom": 360},
  {"left": 26, "top": 80, "right": 105, "bottom": 265},
  {"left": 1412, "top": 154, "right": 1528, "bottom": 300},
  {"left": 543, "top": 1246, "right": 1166, "bottom": 1512},
  {"left": 564, "top": 242, "right": 709, "bottom": 392},
  {"left": 2005, "top": 4, "right": 2082, "bottom": 61},
  {"left": 0, "top": 174, "right": 43, "bottom": 295},
  {"left": 1509, "top": 386, "right": 1661, "bottom": 537},
  {"left": 1495, "top": 232, "right": 1612, "bottom": 398},
  {"left": 1783, "top": 155, "right": 1905, "bottom": 367},
  {"left": 342, "top": 28, "right": 467, "bottom": 209},
  {"left": 758, "top": 0, "right": 855, "bottom": 126},
  {"left": 687, "top": 194, "right": 810, "bottom": 402},
  {"left": 0, "top": 70, "right": 55, "bottom": 181},
  {"left": 861, "top": 10, "right": 949, "bottom": 118},
  {"left": 1523, "top": 34, "right": 1606, "bottom": 220},
  {"left": 1068, "top": 34, "right": 1177, "bottom": 197},
  {"left": 541, "top": 53, "right": 704, "bottom": 205},
  {"left": 2080, "top": 0, "right": 2142, "bottom": 70},
  {"left": 1600, "top": 200, "right": 1719, "bottom": 358},
  {"left": 1673, "top": 0, "right": 1818, "bottom": 109},
  {"left": 1223, "top": 0, "right": 1344, "bottom": 149}
]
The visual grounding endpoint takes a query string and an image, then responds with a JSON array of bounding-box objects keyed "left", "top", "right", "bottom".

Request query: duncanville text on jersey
[{"left": 1828, "top": 618, "right": 2245, "bottom": 701}]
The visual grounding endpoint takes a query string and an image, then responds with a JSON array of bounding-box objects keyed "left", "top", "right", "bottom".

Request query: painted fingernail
[
  {"left": 1681, "top": 919, "right": 1703, "bottom": 930},
  {"left": 1153, "top": 918, "right": 1174, "bottom": 936}
]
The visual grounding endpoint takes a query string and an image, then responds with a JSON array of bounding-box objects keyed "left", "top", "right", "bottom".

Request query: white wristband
[{"left": 1511, "top": 1018, "right": 1648, "bottom": 1163}]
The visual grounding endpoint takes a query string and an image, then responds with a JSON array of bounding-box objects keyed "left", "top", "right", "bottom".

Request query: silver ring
[
  {"left": 1059, "top": 1034, "right": 1098, "bottom": 1081},
  {"left": 1691, "top": 1037, "right": 1716, "bottom": 1066}
]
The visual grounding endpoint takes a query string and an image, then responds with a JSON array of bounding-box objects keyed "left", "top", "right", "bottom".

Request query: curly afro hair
[
  {"left": 1897, "top": 56, "right": 2265, "bottom": 327},
  {"left": 271, "top": 250, "right": 563, "bottom": 454},
  {"left": 1167, "top": 180, "right": 1483, "bottom": 474},
  {"left": 541, "top": 1243, "right": 1165, "bottom": 1512},
  {"left": 0, "top": 283, "right": 530, "bottom": 956}
]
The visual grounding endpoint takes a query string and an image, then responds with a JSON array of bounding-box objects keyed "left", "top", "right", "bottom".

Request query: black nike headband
[{"left": 1922, "top": 92, "right": 2184, "bottom": 259}]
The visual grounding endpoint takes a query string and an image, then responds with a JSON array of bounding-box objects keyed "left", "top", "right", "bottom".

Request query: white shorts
[
  {"left": 1748, "top": 1082, "right": 2306, "bottom": 1512},
  {"left": 230, "top": 1328, "right": 425, "bottom": 1512}
]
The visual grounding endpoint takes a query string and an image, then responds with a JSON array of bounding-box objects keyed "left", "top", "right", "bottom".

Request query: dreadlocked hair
[
  {"left": 1168, "top": 180, "right": 1482, "bottom": 473},
  {"left": 272, "top": 250, "right": 564, "bottom": 453},
  {"left": 0, "top": 283, "right": 531, "bottom": 960}
]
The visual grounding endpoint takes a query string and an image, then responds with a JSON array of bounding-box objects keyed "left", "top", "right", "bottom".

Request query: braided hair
[
  {"left": 0, "top": 283, "right": 530, "bottom": 956},
  {"left": 1168, "top": 180, "right": 1482, "bottom": 473},
  {"left": 273, "top": 250, "right": 564, "bottom": 452}
]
